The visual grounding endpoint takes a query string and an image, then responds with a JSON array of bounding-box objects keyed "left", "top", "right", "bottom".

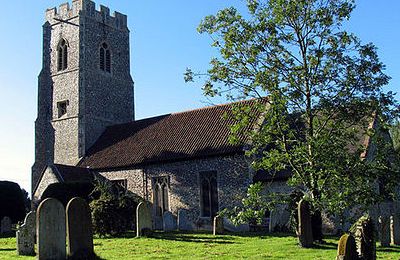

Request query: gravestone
[
  {"left": 379, "top": 215, "right": 391, "bottom": 247},
  {"left": 298, "top": 199, "right": 313, "bottom": 248},
  {"left": 16, "top": 211, "right": 36, "bottom": 256},
  {"left": 37, "top": 198, "right": 66, "bottom": 260},
  {"left": 355, "top": 216, "right": 376, "bottom": 260},
  {"left": 66, "top": 197, "right": 94, "bottom": 259},
  {"left": 336, "top": 234, "right": 357, "bottom": 260},
  {"left": 392, "top": 202, "right": 400, "bottom": 245},
  {"left": 136, "top": 202, "right": 152, "bottom": 237},
  {"left": 163, "top": 211, "right": 177, "bottom": 232},
  {"left": 213, "top": 216, "right": 224, "bottom": 235},
  {"left": 1, "top": 216, "right": 12, "bottom": 234},
  {"left": 177, "top": 209, "right": 193, "bottom": 231}
]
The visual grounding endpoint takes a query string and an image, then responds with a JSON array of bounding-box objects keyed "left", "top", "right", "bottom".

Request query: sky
[{"left": 0, "top": 1, "right": 399, "bottom": 194}]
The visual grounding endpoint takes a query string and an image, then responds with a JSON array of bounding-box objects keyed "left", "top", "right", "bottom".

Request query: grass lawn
[{"left": 1, "top": 232, "right": 399, "bottom": 259}]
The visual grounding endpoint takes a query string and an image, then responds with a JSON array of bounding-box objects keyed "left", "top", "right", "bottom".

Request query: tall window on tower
[
  {"left": 153, "top": 176, "right": 169, "bottom": 217},
  {"left": 57, "top": 39, "right": 68, "bottom": 71},
  {"left": 199, "top": 171, "right": 219, "bottom": 218},
  {"left": 100, "top": 43, "right": 111, "bottom": 73}
]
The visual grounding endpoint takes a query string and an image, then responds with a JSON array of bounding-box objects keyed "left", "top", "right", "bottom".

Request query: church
[
  {"left": 31, "top": 0, "right": 394, "bottom": 233},
  {"left": 31, "top": 0, "right": 282, "bottom": 230}
]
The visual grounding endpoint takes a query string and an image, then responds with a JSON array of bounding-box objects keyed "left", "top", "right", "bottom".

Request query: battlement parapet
[{"left": 45, "top": 0, "right": 127, "bottom": 30}]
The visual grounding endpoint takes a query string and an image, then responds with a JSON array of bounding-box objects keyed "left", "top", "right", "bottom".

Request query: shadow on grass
[
  {"left": 0, "top": 248, "right": 15, "bottom": 252},
  {"left": 377, "top": 245, "right": 400, "bottom": 253},
  {"left": 146, "top": 231, "right": 235, "bottom": 244},
  {"left": 312, "top": 241, "right": 337, "bottom": 250}
]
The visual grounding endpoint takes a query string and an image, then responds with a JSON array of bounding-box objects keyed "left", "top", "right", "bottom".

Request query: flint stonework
[
  {"left": 163, "top": 211, "right": 177, "bottom": 232},
  {"left": 37, "top": 198, "right": 66, "bottom": 260},
  {"left": 66, "top": 197, "right": 94, "bottom": 259},
  {"left": 137, "top": 202, "right": 152, "bottom": 236},
  {"left": 16, "top": 211, "right": 36, "bottom": 256}
]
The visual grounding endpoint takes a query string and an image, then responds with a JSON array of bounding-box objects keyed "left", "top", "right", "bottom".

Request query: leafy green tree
[
  {"left": 186, "top": 0, "right": 399, "bottom": 243},
  {"left": 0, "top": 181, "right": 26, "bottom": 223}
]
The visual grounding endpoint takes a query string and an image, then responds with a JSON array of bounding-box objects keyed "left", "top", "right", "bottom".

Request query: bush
[{"left": 89, "top": 178, "right": 139, "bottom": 237}]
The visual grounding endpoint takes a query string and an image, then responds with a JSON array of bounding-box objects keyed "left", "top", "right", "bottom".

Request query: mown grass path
[{"left": 1, "top": 232, "right": 399, "bottom": 259}]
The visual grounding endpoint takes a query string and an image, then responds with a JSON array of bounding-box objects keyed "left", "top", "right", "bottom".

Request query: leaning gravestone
[
  {"left": 1, "top": 216, "right": 12, "bottom": 234},
  {"left": 177, "top": 209, "right": 193, "bottom": 231},
  {"left": 136, "top": 202, "right": 152, "bottom": 237},
  {"left": 16, "top": 211, "right": 36, "bottom": 256},
  {"left": 163, "top": 211, "right": 177, "bottom": 231},
  {"left": 298, "top": 199, "right": 313, "bottom": 248},
  {"left": 37, "top": 198, "right": 66, "bottom": 260},
  {"left": 213, "top": 216, "right": 224, "bottom": 235},
  {"left": 66, "top": 197, "right": 94, "bottom": 259}
]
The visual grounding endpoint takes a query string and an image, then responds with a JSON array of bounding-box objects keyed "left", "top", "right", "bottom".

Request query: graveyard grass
[{"left": 1, "top": 232, "right": 400, "bottom": 259}]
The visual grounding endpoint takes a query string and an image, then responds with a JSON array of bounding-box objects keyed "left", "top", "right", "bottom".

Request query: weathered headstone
[
  {"left": 66, "top": 197, "right": 94, "bottom": 259},
  {"left": 223, "top": 218, "right": 249, "bottom": 232},
  {"left": 16, "top": 211, "right": 36, "bottom": 256},
  {"left": 136, "top": 202, "right": 152, "bottom": 237},
  {"left": 177, "top": 209, "right": 193, "bottom": 231},
  {"left": 213, "top": 216, "right": 224, "bottom": 235},
  {"left": 163, "top": 211, "right": 177, "bottom": 232},
  {"left": 336, "top": 234, "right": 358, "bottom": 260},
  {"left": 392, "top": 202, "right": 400, "bottom": 245},
  {"left": 298, "top": 199, "right": 313, "bottom": 248},
  {"left": 379, "top": 215, "right": 391, "bottom": 247},
  {"left": 37, "top": 198, "right": 66, "bottom": 260},
  {"left": 1, "top": 216, "right": 12, "bottom": 234}
]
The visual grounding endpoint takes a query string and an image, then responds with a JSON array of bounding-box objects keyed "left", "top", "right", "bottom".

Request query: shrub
[
  {"left": 0, "top": 181, "right": 26, "bottom": 223},
  {"left": 89, "top": 178, "right": 139, "bottom": 237}
]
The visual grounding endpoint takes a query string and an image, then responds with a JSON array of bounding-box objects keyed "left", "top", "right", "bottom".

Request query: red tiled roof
[{"left": 78, "top": 100, "right": 266, "bottom": 170}]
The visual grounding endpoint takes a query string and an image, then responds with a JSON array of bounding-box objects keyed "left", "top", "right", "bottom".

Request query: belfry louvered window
[
  {"left": 57, "top": 39, "right": 68, "bottom": 71},
  {"left": 100, "top": 42, "right": 111, "bottom": 73}
]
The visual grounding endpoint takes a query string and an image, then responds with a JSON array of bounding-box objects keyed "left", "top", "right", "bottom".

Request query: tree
[
  {"left": 0, "top": 181, "right": 27, "bottom": 223},
  {"left": 186, "top": 0, "right": 399, "bottom": 244}
]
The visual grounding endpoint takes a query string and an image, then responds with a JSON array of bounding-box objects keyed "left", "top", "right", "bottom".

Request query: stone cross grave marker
[
  {"left": 213, "top": 216, "right": 224, "bottom": 235},
  {"left": 178, "top": 209, "right": 193, "bottom": 231},
  {"left": 1, "top": 216, "right": 12, "bottom": 234},
  {"left": 163, "top": 211, "right": 177, "bottom": 231},
  {"left": 136, "top": 202, "right": 152, "bottom": 237},
  {"left": 16, "top": 211, "right": 36, "bottom": 256},
  {"left": 37, "top": 198, "right": 66, "bottom": 260},
  {"left": 66, "top": 197, "right": 94, "bottom": 259}
]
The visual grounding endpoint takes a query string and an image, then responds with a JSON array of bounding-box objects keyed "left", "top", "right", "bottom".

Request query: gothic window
[
  {"left": 100, "top": 42, "right": 111, "bottom": 73},
  {"left": 153, "top": 177, "right": 169, "bottom": 217},
  {"left": 199, "top": 171, "right": 219, "bottom": 218},
  {"left": 57, "top": 39, "right": 68, "bottom": 71},
  {"left": 57, "top": 100, "right": 68, "bottom": 118}
]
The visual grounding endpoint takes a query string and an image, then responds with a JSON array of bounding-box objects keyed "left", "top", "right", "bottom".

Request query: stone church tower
[{"left": 32, "top": 0, "right": 134, "bottom": 192}]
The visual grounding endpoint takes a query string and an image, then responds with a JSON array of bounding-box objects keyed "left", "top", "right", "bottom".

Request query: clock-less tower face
[{"left": 32, "top": 0, "right": 134, "bottom": 193}]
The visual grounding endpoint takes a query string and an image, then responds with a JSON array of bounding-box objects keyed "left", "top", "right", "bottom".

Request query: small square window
[{"left": 57, "top": 100, "right": 68, "bottom": 118}]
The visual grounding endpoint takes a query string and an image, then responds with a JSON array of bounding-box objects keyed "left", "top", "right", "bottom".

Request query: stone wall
[{"left": 100, "top": 154, "right": 251, "bottom": 228}]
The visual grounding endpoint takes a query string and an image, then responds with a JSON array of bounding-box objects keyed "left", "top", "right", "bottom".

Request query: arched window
[
  {"left": 153, "top": 177, "right": 169, "bottom": 217},
  {"left": 100, "top": 42, "right": 111, "bottom": 73},
  {"left": 57, "top": 39, "right": 68, "bottom": 71},
  {"left": 200, "top": 171, "right": 219, "bottom": 218}
]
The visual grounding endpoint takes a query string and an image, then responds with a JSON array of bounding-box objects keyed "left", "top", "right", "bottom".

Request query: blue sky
[{"left": 0, "top": 1, "right": 399, "bottom": 194}]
